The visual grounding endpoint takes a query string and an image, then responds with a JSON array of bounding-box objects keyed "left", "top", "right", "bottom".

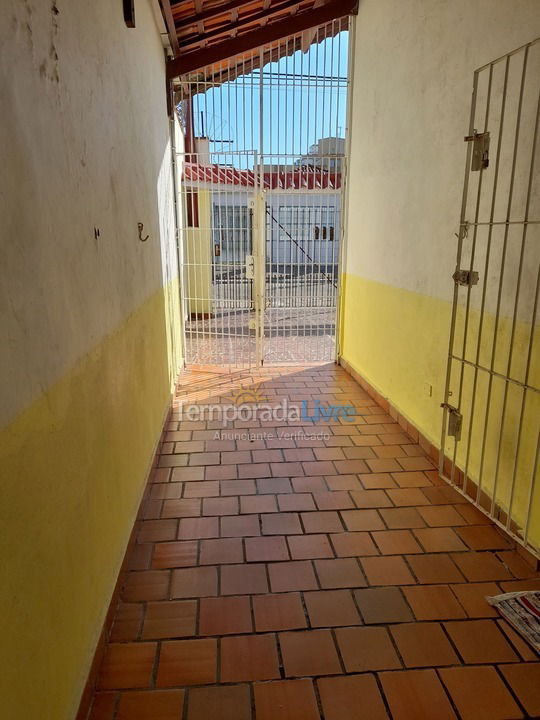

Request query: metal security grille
[
  {"left": 440, "top": 38, "right": 540, "bottom": 555},
  {"left": 176, "top": 17, "right": 352, "bottom": 367}
]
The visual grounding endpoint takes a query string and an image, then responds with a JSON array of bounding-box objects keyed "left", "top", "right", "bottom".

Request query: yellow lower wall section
[
  {"left": 340, "top": 273, "right": 540, "bottom": 551},
  {"left": 0, "top": 284, "right": 181, "bottom": 720}
]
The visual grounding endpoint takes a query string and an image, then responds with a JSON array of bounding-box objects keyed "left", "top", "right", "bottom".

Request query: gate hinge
[
  {"left": 453, "top": 269, "right": 479, "bottom": 286},
  {"left": 441, "top": 403, "right": 463, "bottom": 440},
  {"left": 464, "top": 130, "right": 490, "bottom": 171}
]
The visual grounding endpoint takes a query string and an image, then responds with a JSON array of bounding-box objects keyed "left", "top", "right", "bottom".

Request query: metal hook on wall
[{"left": 137, "top": 222, "right": 149, "bottom": 242}]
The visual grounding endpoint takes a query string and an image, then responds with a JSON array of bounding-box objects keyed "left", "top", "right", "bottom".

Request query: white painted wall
[
  {"left": 345, "top": 0, "right": 540, "bottom": 305},
  {"left": 0, "top": 0, "right": 180, "bottom": 425}
]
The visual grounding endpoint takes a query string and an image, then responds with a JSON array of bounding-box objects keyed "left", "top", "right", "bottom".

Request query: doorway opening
[{"left": 176, "top": 18, "right": 352, "bottom": 367}]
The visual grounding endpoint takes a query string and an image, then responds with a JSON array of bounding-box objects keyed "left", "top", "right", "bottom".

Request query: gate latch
[
  {"left": 245, "top": 255, "right": 255, "bottom": 279},
  {"left": 453, "top": 269, "right": 479, "bottom": 287},
  {"left": 441, "top": 403, "right": 463, "bottom": 440},
  {"left": 464, "top": 130, "right": 490, "bottom": 171}
]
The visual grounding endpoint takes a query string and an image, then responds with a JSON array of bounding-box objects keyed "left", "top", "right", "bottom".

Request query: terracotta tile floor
[{"left": 89, "top": 364, "right": 540, "bottom": 720}]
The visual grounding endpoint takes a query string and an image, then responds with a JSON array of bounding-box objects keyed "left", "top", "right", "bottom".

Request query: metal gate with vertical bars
[
  {"left": 176, "top": 17, "right": 352, "bottom": 368},
  {"left": 440, "top": 37, "right": 540, "bottom": 555}
]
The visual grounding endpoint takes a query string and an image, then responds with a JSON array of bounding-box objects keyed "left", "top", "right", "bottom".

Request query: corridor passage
[{"left": 89, "top": 365, "right": 540, "bottom": 720}]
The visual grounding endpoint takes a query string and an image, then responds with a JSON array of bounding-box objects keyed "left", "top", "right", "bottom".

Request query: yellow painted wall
[
  {"left": 341, "top": 0, "right": 540, "bottom": 551},
  {"left": 340, "top": 275, "right": 540, "bottom": 548},
  {"left": 0, "top": 287, "right": 177, "bottom": 719},
  {"left": 0, "top": 0, "right": 183, "bottom": 718}
]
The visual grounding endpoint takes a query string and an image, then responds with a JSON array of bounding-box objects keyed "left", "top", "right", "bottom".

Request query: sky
[{"left": 190, "top": 29, "right": 349, "bottom": 168}]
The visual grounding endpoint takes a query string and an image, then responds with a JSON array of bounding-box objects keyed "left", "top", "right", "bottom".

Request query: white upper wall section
[
  {"left": 0, "top": 0, "right": 176, "bottom": 425},
  {"left": 345, "top": 0, "right": 540, "bottom": 300}
]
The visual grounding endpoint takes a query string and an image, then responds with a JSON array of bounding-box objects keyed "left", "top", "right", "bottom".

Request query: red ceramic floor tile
[
  {"left": 304, "top": 589, "right": 361, "bottom": 627},
  {"left": 456, "top": 525, "right": 512, "bottom": 550},
  {"left": 379, "top": 507, "right": 426, "bottom": 529},
  {"left": 110, "top": 603, "right": 144, "bottom": 641},
  {"left": 450, "top": 552, "right": 512, "bottom": 582},
  {"left": 253, "top": 592, "right": 307, "bottom": 631},
  {"left": 330, "top": 531, "right": 378, "bottom": 556},
  {"left": 335, "top": 626, "right": 401, "bottom": 671},
  {"left": 151, "top": 482, "right": 183, "bottom": 499},
  {"left": 88, "top": 693, "right": 116, "bottom": 720},
  {"left": 341, "top": 509, "right": 385, "bottom": 531},
  {"left": 97, "top": 643, "right": 157, "bottom": 690},
  {"left": 152, "top": 541, "right": 198, "bottom": 569},
  {"left": 129, "top": 544, "right": 153, "bottom": 571},
  {"left": 257, "top": 477, "right": 292, "bottom": 493},
  {"left": 499, "top": 663, "right": 540, "bottom": 717},
  {"left": 449, "top": 581, "right": 500, "bottom": 617},
  {"left": 253, "top": 679, "right": 320, "bottom": 720},
  {"left": 238, "top": 463, "right": 271, "bottom": 479},
  {"left": 246, "top": 535, "right": 290, "bottom": 561},
  {"left": 497, "top": 619, "right": 539, "bottom": 661},
  {"left": 241, "top": 495, "right": 278, "bottom": 514},
  {"left": 391, "top": 471, "right": 432, "bottom": 488},
  {"left": 122, "top": 570, "right": 170, "bottom": 602},
  {"left": 290, "top": 471, "right": 331, "bottom": 491},
  {"left": 413, "top": 527, "right": 467, "bottom": 552},
  {"left": 497, "top": 551, "right": 539, "bottom": 579},
  {"left": 183, "top": 481, "right": 220, "bottom": 498},
  {"left": 220, "top": 634, "right": 280, "bottom": 681},
  {"left": 402, "top": 586, "right": 466, "bottom": 620},
  {"left": 261, "top": 512, "right": 303, "bottom": 535},
  {"left": 301, "top": 511, "right": 343, "bottom": 533},
  {"left": 221, "top": 479, "right": 257, "bottom": 496},
  {"left": 142, "top": 600, "right": 197, "bottom": 639},
  {"left": 372, "top": 529, "right": 423, "bottom": 555},
  {"left": 156, "top": 639, "right": 217, "bottom": 687},
  {"left": 138, "top": 519, "right": 178, "bottom": 543},
  {"left": 287, "top": 533, "right": 334, "bottom": 559},
  {"left": 350, "top": 489, "right": 393, "bottom": 509},
  {"left": 379, "top": 669, "right": 457, "bottom": 720},
  {"left": 385, "top": 488, "right": 430, "bottom": 507},
  {"left": 199, "top": 538, "right": 243, "bottom": 564},
  {"left": 202, "top": 497, "right": 238, "bottom": 516},
  {"left": 354, "top": 587, "right": 413, "bottom": 624},
  {"left": 406, "top": 554, "right": 464, "bottom": 584},
  {"left": 279, "top": 629, "right": 342, "bottom": 676},
  {"left": 268, "top": 560, "right": 318, "bottom": 592},
  {"left": 326, "top": 474, "right": 363, "bottom": 491},
  {"left": 314, "top": 558, "right": 367, "bottom": 588},
  {"left": 220, "top": 563, "right": 269, "bottom": 595},
  {"left": 199, "top": 595, "right": 252, "bottom": 635},
  {"left": 360, "top": 473, "right": 397, "bottom": 490},
  {"left": 439, "top": 666, "right": 523, "bottom": 720},
  {"left": 318, "top": 674, "right": 389, "bottom": 720},
  {"left": 313, "top": 491, "right": 355, "bottom": 510},
  {"left": 417, "top": 505, "right": 467, "bottom": 527},
  {"left": 186, "top": 685, "right": 252, "bottom": 720},
  {"left": 390, "top": 623, "right": 459, "bottom": 667},
  {"left": 220, "top": 514, "right": 260, "bottom": 537},
  {"left": 278, "top": 493, "right": 316, "bottom": 512},
  {"left": 178, "top": 516, "right": 219, "bottom": 539},
  {"left": 116, "top": 690, "right": 185, "bottom": 720},
  {"left": 171, "top": 566, "right": 217, "bottom": 598},
  {"left": 361, "top": 556, "right": 415, "bottom": 585},
  {"left": 161, "top": 499, "right": 201, "bottom": 519},
  {"left": 443, "top": 619, "right": 518, "bottom": 663}
]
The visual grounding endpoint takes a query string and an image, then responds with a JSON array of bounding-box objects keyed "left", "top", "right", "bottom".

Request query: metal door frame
[{"left": 440, "top": 37, "right": 540, "bottom": 555}]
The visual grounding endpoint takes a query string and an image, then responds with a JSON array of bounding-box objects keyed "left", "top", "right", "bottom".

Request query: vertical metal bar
[{"left": 439, "top": 68, "right": 479, "bottom": 479}]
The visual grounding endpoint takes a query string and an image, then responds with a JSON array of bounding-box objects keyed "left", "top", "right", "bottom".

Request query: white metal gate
[
  {"left": 177, "top": 17, "right": 351, "bottom": 367},
  {"left": 440, "top": 37, "right": 540, "bottom": 555}
]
